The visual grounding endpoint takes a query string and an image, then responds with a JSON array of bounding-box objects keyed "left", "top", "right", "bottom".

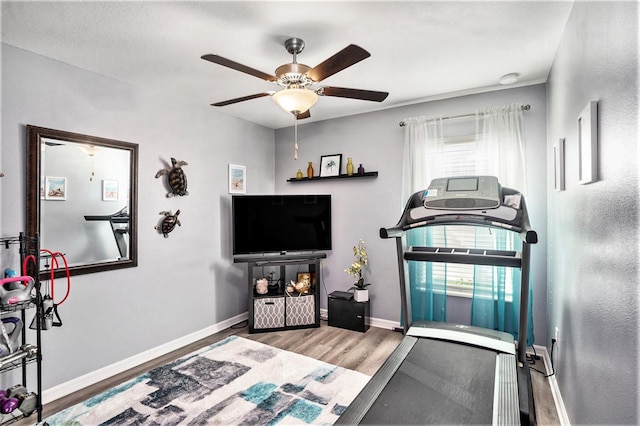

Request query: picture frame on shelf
[
  {"left": 319, "top": 154, "right": 342, "bottom": 177},
  {"left": 297, "top": 272, "right": 311, "bottom": 284},
  {"left": 45, "top": 176, "right": 67, "bottom": 200},
  {"left": 102, "top": 180, "right": 119, "bottom": 201},
  {"left": 229, "top": 164, "right": 246, "bottom": 194},
  {"left": 578, "top": 101, "right": 598, "bottom": 184},
  {"left": 554, "top": 138, "right": 565, "bottom": 191},
  {"left": 296, "top": 272, "right": 317, "bottom": 287}
]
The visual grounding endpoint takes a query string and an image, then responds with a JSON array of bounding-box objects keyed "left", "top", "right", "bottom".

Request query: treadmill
[
  {"left": 84, "top": 206, "right": 129, "bottom": 258},
  {"left": 337, "top": 176, "right": 537, "bottom": 425}
]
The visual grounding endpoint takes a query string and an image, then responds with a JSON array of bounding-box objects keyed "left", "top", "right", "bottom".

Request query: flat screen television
[{"left": 232, "top": 194, "right": 332, "bottom": 256}]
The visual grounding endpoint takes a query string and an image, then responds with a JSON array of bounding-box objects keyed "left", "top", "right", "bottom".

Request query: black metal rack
[{"left": 0, "top": 233, "right": 43, "bottom": 425}]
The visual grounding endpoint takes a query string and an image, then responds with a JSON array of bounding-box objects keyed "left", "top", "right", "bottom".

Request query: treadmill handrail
[
  {"left": 380, "top": 221, "right": 537, "bottom": 244},
  {"left": 380, "top": 185, "right": 537, "bottom": 244},
  {"left": 84, "top": 215, "right": 129, "bottom": 223}
]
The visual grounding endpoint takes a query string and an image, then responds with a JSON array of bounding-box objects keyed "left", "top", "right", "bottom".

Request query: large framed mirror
[{"left": 26, "top": 125, "right": 138, "bottom": 278}]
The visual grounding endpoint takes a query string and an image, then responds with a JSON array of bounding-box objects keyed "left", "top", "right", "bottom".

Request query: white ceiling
[{"left": 1, "top": 1, "right": 574, "bottom": 129}]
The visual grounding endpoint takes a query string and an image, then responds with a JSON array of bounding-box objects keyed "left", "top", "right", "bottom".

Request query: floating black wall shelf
[{"left": 287, "top": 171, "right": 378, "bottom": 183}]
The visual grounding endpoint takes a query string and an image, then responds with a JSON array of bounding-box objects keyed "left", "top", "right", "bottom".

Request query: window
[{"left": 425, "top": 225, "right": 515, "bottom": 301}]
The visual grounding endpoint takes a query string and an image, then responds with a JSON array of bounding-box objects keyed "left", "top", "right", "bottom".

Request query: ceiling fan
[{"left": 201, "top": 37, "right": 389, "bottom": 120}]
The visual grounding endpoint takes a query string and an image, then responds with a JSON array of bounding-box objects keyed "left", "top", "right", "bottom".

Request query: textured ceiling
[{"left": 1, "top": 1, "right": 574, "bottom": 129}]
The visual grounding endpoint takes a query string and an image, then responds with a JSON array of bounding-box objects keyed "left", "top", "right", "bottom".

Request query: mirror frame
[{"left": 26, "top": 125, "right": 139, "bottom": 278}]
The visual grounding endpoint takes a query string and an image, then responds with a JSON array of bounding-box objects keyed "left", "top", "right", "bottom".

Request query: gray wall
[
  {"left": 275, "top": 84, "right": 549, "bottom": 344},
  {"left": 1, "top": 43, "right": 274, "bottom": 390},
  {"left": 545, "top": 2, "right": 639, "bottom": 424}
]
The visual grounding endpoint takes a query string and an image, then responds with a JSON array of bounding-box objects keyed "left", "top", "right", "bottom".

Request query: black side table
[{"left": 328, "top": 292, "right": 370, "bottom": 332}]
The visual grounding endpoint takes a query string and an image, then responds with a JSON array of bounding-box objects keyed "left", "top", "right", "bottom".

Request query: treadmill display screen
[{"left": 446, "top": 177, "right": 478, "bottom": 191}]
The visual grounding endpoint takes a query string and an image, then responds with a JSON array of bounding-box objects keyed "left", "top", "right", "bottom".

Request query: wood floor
[{"left": 28, "top": 321, "right": 560, "bottom": 425}]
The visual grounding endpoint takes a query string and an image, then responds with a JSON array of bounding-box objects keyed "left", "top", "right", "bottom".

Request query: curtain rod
[{"left": 398, "top": 104, "right": 530, "bottom": 127}]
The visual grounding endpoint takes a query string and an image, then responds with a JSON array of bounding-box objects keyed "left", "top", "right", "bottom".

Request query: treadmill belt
[{"left": 360, "top": 338, "right": 497, "bottom": 424}]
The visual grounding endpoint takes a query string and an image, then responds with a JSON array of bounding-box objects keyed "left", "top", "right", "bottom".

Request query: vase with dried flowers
[{"left": 344, "top": 239, "right": 370, "bottom": 302}]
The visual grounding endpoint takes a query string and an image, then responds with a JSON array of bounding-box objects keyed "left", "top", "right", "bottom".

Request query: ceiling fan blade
[
  {"left": 306, "top": 45, "right": 371, "bottom": 82},
  {"left": 296, "top": 110, "right": 311, "bottom": 120},
  {"left": 320, "top": 86, "right": 389, "bottom": 102},
  {"left": 201, "top": 54, "right": 277, "bottom": 82},
  {"left": 211, "top": 92, "right": 273, "bottom": 107}
]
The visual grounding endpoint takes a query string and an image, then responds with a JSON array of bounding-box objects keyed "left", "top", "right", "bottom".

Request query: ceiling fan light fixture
[
  {"left": 272, "top": 87, "right": 318, "bottom": 114},
  {"left": 499, "top": 73, "right": 519, "bottom": 85},
  {"left": 78, "top": 144, "right": 102, "bottom": 156}
]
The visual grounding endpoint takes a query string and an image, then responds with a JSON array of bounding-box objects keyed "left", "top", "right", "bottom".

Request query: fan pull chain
[{"left": 294, "top": 114, "right": 299, "bottom": 160}]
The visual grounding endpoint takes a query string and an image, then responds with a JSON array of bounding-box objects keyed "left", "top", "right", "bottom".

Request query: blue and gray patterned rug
[{"left": 43, "top": 336, "right": 370, "bottom": 425}]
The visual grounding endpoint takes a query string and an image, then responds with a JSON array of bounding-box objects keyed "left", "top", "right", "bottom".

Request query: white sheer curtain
[
  {"left": 475, "top": 104, "right": 528, "bottom": 194},
  {"left": 401, "top": 115, "right": 444, "bottom": 204},
  {"left": 401, "top": 114, "right": 446, "bottom": 323}
]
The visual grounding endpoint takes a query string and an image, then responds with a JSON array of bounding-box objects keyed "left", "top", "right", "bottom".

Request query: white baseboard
[
  {"left": 320, "top": 307, "right": 328, "bottom": 320},
  {"left": 368, "top": 315, "right": 401, "bottom": 330},
  {"left": 531, "top": 344, "right": 570, "bottom": 425},
  {"left": 42, "top": 312, "right": 248, "bottom": 405}
]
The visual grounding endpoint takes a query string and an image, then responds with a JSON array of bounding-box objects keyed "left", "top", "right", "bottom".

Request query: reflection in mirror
[
  {"left": 42, "top": 140, "right": 131, "bottom": 264},
  {"left": 27, "top": 126, "right": 138, "bottom": 278}
]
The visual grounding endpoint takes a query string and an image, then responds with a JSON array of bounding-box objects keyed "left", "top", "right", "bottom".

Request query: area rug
[{"left": 43, "top": 336, "right": 370, "bottom": 425}]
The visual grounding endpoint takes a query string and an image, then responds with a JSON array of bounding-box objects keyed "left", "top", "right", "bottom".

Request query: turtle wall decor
[
  {"left": 155, "top": 210, "right": 181, "bottom": 238},
  {"left": 155, "top": 158, "right": 189, "bottom": 197}
]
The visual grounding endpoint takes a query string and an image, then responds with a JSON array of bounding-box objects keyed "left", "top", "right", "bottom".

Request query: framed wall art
[
  {"left": 297, "top": 272, "right": 311, "bottom": 284},
  {"left": 554, "top": 138, "right": 565, "bottom": 191},
  {"left": 45, "top": 176, "right": 67, "bottom": 200},
  {"left": 319, "top": 154, "right": 342, "bottom": 177},
  {"left": 102, "top": 180, "right": 119, "bottom": 201},
  {"left": 229, "top": 164, "right": 246, "bottom": 194},
  {"left": 296, "top": 272, "right": 317, "bottom": 288},
  {"left": 578, "top": 100, "right": 598, "bottom": 184}
]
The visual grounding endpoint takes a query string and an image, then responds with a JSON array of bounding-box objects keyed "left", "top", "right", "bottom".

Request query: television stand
[{"left": 235, "top": 253, "right": 326, "bottom": 333}]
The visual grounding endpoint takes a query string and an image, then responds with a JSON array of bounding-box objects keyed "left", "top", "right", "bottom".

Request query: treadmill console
[{"left": 423, "top": 176, "right": 501, "bottom": 210}]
